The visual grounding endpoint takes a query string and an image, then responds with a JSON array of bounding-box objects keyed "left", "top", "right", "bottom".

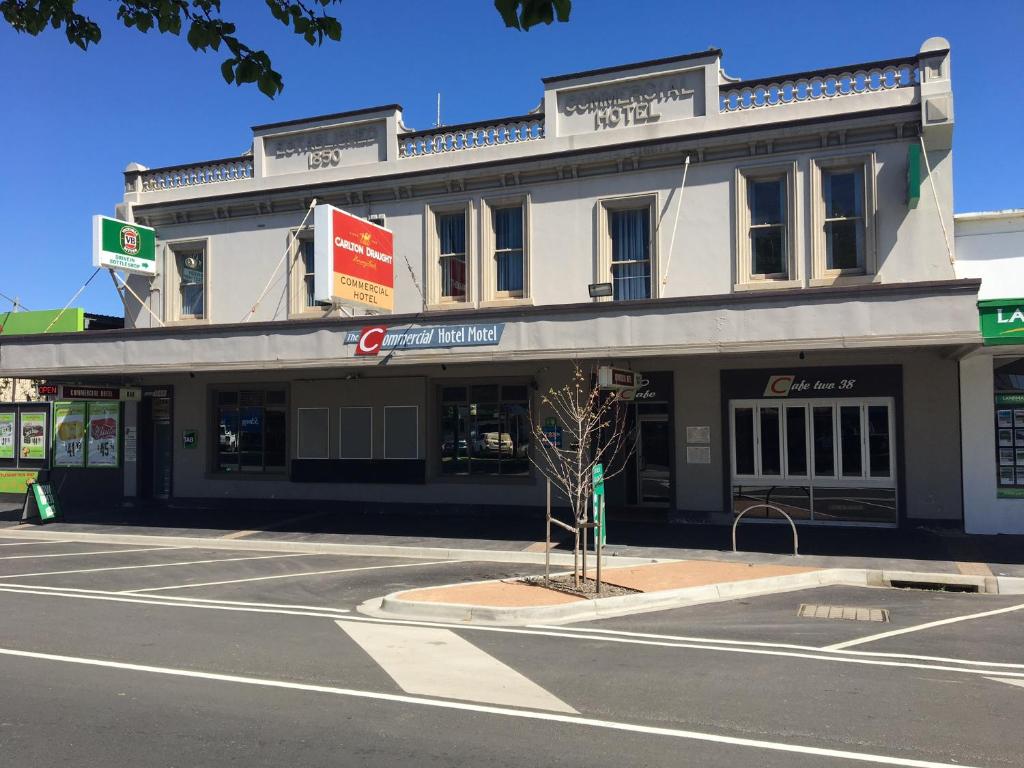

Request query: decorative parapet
[
  {"left": 124, "top": 156, "right": 254, "bottom": 193},
  {"left": 398, "top": 115, "right": 545, "bottom": 158},
  {"left": 719, "top": 57, "right": 920, "bottom": 113}
]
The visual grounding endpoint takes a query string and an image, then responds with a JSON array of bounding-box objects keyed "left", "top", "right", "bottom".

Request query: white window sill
[
  {"left": 733, "top": 280, "right": 803, "bottom": 292},
  {"left": 164, "top": 317, "right": 210, "bottom": 326},
  {"left": 426, "top": 302, "right": 475, "bottom": 312},
  {"left": 479, "top": 297, "right": 532, "bottom": 309},
  {"left": 808, "top": 274, "right": 877, "bottom": 288}
]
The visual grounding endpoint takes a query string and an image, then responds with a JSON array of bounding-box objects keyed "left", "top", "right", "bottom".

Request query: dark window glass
[
  {"left": 840, "top": 405, "right": 863, "bottom": 477},
  {"left": 610, "top": 208, "right": 651, "bottom": 301},
  {"left": 867, "top": 405, "right": 891, "bottom": 478},
  {"left": 441, "top": 387, "right": 467, "bottom": 403},
  {"left": 813, "top": 406, "right": 835, "bottom": 476},
  {"left": 439, "top": 385, "right": 529, "bottom": 477},
  {"left": 501, "top": 385, "right": 530, "bottom": 401},
  {"left": 823, "top": 169, "right": 865, "bottom": 271},
  {"left": 217, "top": 391, "right": 238, "bottom": 406},
  {"left": 213, "top": 389, "right": 287, "bottom": 473},
  {"left": 217, "top": 407, "right": 239, "bottom": 472},
  {"left": 264, "top": 409, "right": 287, "bottom": 469},
  {"left": 785, "top": 406, "right": 807, "bottom": 476},
  {"left": 493, "top": 206, "right": 524, "bottom": 294},
  {"left": 749, "top": 178, "right": 786, "bottom": 276},
  {"left": 437, "top": 212, "right": 467, "bottom": 300},
  {"left": 759, "top": 407, "right": 781, "bottom": 475},
  {"left": 734, "top": 408, "right": 755, "bottom": 475},
  {"left": 301, "top": 240, "right": 316, "bottom": 308}
]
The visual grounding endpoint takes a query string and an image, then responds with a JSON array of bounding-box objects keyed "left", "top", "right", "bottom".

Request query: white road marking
[
  {"left": 336, "top": 619, "right": 576, "bottom": 713},
  {"left": 0, "top": 583, "right": 1021, "bottom": 680},
  {"left": 823, "top": 602, "right": 1024, "bottom": 651},
  {"left": 0, "top": 585, "right": 349, "bottom": 620},
  {"left": 0, "top": 540, "right": 71, "bottom": 547},
  {"left": 988, "top": 677, "right": 1024, "bottom": 690},
  {"left": 0, "top": 546, "right": 183, "bottom": 561},
  {"left": 534, "top": 625, "right": 1024, "bottom": 671},
  {"left": 0, "top": 552, "right": 316, "bottom": 580},
  {"left": 122, "top": 559, "right": 455, "bottom": 593},
  {"left": 0, "top": 645, "right": 984, "bottom": 768}
]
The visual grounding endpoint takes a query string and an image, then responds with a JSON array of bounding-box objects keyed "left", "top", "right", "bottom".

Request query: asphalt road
[{"left": 0, "top": 535, "right": 1021, "bottom": 768}]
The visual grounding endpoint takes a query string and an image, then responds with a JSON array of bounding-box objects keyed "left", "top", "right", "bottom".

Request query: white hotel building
[{"left": 1, "top": 38, "right": 988, "bottom": 532}]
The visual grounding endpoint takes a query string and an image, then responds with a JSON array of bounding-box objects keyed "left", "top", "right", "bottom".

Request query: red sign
[
  {"left": 354, "top": 326, "right": 388, "bottom": 356},
  {"left": 36, "top": 384, "right": 59, "bottom": 396},
  {"left": 314, "top": 205, "right": 395, "bottom": 311}
]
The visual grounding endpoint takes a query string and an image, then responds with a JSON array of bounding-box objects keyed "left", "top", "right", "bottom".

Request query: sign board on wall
[
  {"left": 53, "top": 401, "right": 87, "bottom": 468},
  {"left": 979, "top": 299, "right": 1024, "bottom": 346},
  {"left": 92, "top": 216, "right": 156, "bottom": 276},
  {"left": 19, "top": 412, "right": 47, "bottom": 460},
  {"left": 345, "top": 323, "right": 504, "bottom": 356},
  {"left": 86, "top": 402, "right": 120, "bottom": 468},
  {"left": 0, "top": 413, "right": 15, "bottom": 459},
  {"left": 314, "top": 205, "right": 395, "bottom": 311},
  {"left": 0, "top": 469, "right": 37, "bottom": 495}
]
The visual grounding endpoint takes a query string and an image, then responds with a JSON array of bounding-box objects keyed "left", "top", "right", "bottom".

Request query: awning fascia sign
[
  {"left": 979, "top": 299, "right": 1024, "bottom": 346},
  {"left": 59, "top": 385, "right": 141, "bottom": 401},
  {"left": 344, "top": 323, "right": 504, "bottom": 355}
]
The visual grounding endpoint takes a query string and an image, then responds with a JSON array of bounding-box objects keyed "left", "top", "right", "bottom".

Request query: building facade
[
  {"left": 955, "top": 209, "right": 1024, "bottom": 534},
  {"left": 0, "top": 38, "right": 981, "bottom": 529}
]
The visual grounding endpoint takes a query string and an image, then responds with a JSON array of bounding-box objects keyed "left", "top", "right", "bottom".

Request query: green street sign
[
  {"left": 592, "top": 463, "right": 606, "bottom": 546},
  {"left": 906, "top": 143, "right": 922, "bottom": 209},
  {"left": 979, "top": 299, "right": 1024, "bottom": 346},
  {"left": 182, "top": 430, "right": 198, "bottom": 449},
  {"left": 92, "top": 215, "right": 156, "bottom": 276}
]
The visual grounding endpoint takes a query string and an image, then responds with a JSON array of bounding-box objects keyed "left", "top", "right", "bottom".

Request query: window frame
[
  {"left": 383, "top": 405, "right": 419, "bottom": 460},
  {"left": 426, "top": 201, "right": 474, "bottom": 308},
  {"left": 287, "top": 230, "right": 329, "bottom": 319},
  {"left": 210, "top": 385, "right": 289, "bottom": 475},
  {"left": 164, "top": 239, "right": 211, "bottom": 324},
  {"left": 437, "top": 381, "right": 533, "bottom": 480},
  {"left": 596, "top": 194, "right": 659, "bottom": 302},
  {"left": 295, "top": 406, "right": 330, "bottom": 460},
  {"left": 810, "top": 153, "right": 878, "bottom": 284},
  {"left": 338, "top": 406, "right": 373, "bottom": 460},
  {"left": 480, "top": 195, "right": 530, "bottom": 305},
  {"left": 734, "top": 162, "right": 800, "bottom": 289}
]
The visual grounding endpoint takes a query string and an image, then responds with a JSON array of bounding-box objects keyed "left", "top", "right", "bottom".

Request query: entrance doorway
[
  {"left": 138, "top": 388, "right": 173, "bottom": 500},
  {"left": 637, "top": 415, "right": 671, "bottom": 505}
]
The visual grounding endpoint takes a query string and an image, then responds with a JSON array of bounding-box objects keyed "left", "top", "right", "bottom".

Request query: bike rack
[{"left": 732, "top": 503, "right": 799, "bottom": 556}]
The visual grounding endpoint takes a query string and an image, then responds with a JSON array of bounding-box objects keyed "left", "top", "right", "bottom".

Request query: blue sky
[{"left": 0, "top": 0, "right": 1021, "bottom": 317}]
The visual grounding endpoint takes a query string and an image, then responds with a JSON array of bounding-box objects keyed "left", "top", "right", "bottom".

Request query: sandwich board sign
[
  {"left": 93, "top": 215, "right": 157, "bottom": 276},
  {"left": 313, "top": 204, "right": 394, "bottom": 311},
  {"left": 22, "top": 481, "right": 59, "bottom": 523}
]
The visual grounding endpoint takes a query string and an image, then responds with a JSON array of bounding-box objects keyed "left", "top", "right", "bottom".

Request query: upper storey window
[
  {"left": 734, "top": 162, "right": 798, "bottom": 289},
  {"left": 810, "top": 154, "right": 877, "bottom": 284},
  {"left": 436, "top": 210, "right": 468, "bottom": 303},
  {"left": 493, "top": 206, "right": 524, "bottom": 296},
  {"left": 823, "top": 169, "right": 865, "bottom": 271},
  {"left": 165, "top": 240, "right": 209, "bottom": 323},
  {"left": 610, "top": 207, "right": 652, "bottom": 301}
]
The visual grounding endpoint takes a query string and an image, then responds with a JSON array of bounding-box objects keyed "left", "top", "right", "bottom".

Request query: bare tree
[{"left": 530, "top": 364, "right": 637, "bottom": 586}]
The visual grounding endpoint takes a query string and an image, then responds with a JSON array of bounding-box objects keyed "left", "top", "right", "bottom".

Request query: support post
[{"left": 545, "top": 479, "right": 551, "bottom": 582}]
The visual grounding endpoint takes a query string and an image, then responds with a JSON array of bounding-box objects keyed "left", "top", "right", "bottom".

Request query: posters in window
[
  {"left": 1017, "top": 448, "right": 1024, "bottom": 466},
  {"left": 997, "top": 409, "right": 1013, "bottom": 428},
  {"left": 86, "top": 402, "right": 119, "bottom": 467},
  {"left": 1016, "top": 410, "right": 1024, "bottom": 429},
  {"left": 1017, "top": 430, "right": 1024, "bottom": 447},
  {"left": 19, "top": 413, "right": 47, "bottom": 460},
  {"left": 999, "top": 429, "right": 1013, "bottom": 447},
  {"left": 0, "top": 413, "right": 14, "bottom": 459},
  {"left": 53, "top": 402, "right": 87, "bottom": 467},
  {"left": 999, "top": 466, "right": 1014, "bottom": 484},
  {"left": 999, "top": 447, "right": 1014, "bottom": 466}
]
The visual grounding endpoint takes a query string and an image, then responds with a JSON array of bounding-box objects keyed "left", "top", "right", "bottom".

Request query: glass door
[{"left": 637, "top": 416, "right": 671, "bottom": 505}]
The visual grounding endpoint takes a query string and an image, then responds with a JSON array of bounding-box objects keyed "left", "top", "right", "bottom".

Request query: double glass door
[{"left": 729, "top": 397, "right": 897, "bottom": 525}]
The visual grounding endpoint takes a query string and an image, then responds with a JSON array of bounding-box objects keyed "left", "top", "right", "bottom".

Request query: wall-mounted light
[{"left": 588, "top": 282, "right": 613, "bottom": 298}]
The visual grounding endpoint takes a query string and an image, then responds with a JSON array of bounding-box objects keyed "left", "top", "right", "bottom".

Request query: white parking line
[
  {"left": 0, "top": 552, "right": 317, "bottom": 581},
  {"left": 0, "top": 540, "right": 71, "bottom": 547},
  {"left": 0, "top": 583, "right": 1021, "bottom": 680},
  {"left": 823, "top": 602, "right": 1024, "bottom": 651},
  {"left": 0, "top": 585, "right": 350, "bottom": 619},
  {"left": 0, "top": 646, "right": 984, "bottom": 768},
  {"left": 122, "top": 559, "right": 455, "bottom": 593},
  {"left": 0, "top": 546, "right": 184, "bottom": 561}
]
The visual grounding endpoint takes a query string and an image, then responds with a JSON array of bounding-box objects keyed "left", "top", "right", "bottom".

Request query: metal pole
[
  {"left": 596, "top": 497, "right": 602, "bottom": 595},
  {"left": 581, "top": 497, "right": 587, "bottom": 592},
  {"left": 545, "top": 479, "right": 551, "bottom": 582}
]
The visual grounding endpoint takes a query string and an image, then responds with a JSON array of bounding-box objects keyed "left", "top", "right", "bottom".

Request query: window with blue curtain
[
  {"left": 437, "top": 212, "right": 467, "bottom": 300},
  {"left": 300, "top": 240, "right": 316, "bottom": 308},
  {"left": 610, "top": 208, "right": 651, "bottom": 301},
  {"left": 492, "top": 206, "right": 524, "bottom": 295}
]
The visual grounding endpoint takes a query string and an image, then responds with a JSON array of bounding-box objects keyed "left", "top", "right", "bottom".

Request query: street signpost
[{"left": 593, "top": 463, "right": 605, "bottom": 593}]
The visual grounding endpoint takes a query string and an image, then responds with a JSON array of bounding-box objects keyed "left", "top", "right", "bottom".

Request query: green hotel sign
[
  {"left": 92, "top": 215, "right": 156, "bottom": 276},
  {"left": 979, "top": 299, "right": 1024, "bottom": 346}
]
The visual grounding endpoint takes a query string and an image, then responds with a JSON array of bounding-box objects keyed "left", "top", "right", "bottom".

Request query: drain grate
[{"left": 798, "top": 604, "right": 889, "bottom": 623}]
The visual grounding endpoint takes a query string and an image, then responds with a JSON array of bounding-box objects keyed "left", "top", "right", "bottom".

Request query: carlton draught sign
[{"left": 313, "top": 204, "right": 394, "bottom": 311}]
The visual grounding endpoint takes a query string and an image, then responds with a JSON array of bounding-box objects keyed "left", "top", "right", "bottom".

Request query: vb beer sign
[
  {"left": 92, "top": 215, "right": 156, "bottom": 276},
  {"left": 313, "top": 204, "right": 394, "bottom": 312}
]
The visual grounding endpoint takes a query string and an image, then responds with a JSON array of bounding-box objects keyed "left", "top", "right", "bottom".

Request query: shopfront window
[
  {"left": 214, "top": 388, "right": 287, "bottom": 473},
  {"left": 440, "top": 384, "right": 530, "bottom": 477},
  {"left": 994, "top": 357, "right": 1024, "bottom": 497},
  {"left": 731, "top": 397, "right": 895, "bottom": 524}
]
